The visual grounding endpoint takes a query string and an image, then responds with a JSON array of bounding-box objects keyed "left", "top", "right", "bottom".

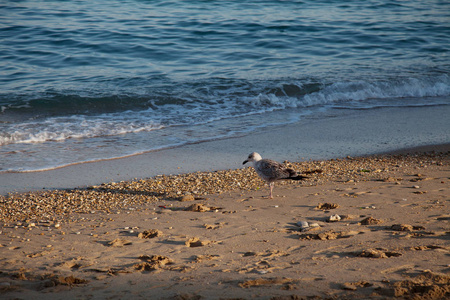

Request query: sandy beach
[{"left": 1, "top": 145, "right": 449, "bottom": 299}]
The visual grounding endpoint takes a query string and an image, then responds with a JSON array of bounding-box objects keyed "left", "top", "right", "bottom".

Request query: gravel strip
[{"left": 1, "top": 152, "right": 447, "bottom": 225}]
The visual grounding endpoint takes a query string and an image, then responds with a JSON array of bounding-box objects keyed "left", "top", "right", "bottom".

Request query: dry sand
[{"left": 1, "top": 148, "right": 449, "bottom": 299}]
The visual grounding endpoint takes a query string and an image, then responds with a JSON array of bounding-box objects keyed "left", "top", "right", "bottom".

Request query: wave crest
[{"left": 246, "top": 75, "right": 450, "bottom": 108}]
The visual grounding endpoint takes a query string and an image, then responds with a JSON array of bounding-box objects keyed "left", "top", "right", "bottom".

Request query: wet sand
[{"left": 1, "top": 148, "right": 449, "bottom": 299}]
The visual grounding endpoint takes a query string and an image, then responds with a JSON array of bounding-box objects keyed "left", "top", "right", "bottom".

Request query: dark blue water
[{"left": 1, "top": 0, "right": 449, "bottom": 172}]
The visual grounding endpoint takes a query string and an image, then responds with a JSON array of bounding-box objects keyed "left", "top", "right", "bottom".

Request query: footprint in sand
[
  {"left": 203, "top": 222, "right": 225, "bottom": 230},
  {"left": 316, "top": 202, "right": 340, "bottom": 210},
  {"left": 134, "top": 255, "right": 173, "bottom": 272},
  {"left": 360, "top": 217, "right": 383, "bottom": 225},
  {"left": 185, "top": 237, "right": 212, "bottom": 247},
  {"left": 355, "top": 248, "right": 402, "bottom": 258},
  {"left": 192, "top": 254, "right": 220, "bottom": 263},
  {"left": 138, "top": 229, "right": 163, "bottom": 239},
  {"left": 107, "top": 238, "right": 132, "bottom": 247},
  {"left": 389, "top": 224, "right": 425, "bottom": 231},
  {"left": 390, "top": 271, "right": 450, "bottom": 299},
  {"left": 298, "top": 230, "right": 362, "bottom": 241},
  {"left": 184, "top": 203, "right": 223, "bottom": 212},
  {"left": 341, "top": 280, "right": 373, "bottom": 290}
]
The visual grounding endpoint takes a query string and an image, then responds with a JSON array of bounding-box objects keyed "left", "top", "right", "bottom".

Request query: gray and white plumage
[{"left": 243, "top": 152, "right": 307, "bottom": 198}]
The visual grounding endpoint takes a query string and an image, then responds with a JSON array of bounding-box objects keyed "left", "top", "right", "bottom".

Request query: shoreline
[{"left": 1, "top": 105, "right": 449, "bottom": 195}]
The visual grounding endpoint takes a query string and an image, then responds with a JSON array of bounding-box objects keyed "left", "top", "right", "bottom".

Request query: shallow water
[{"left": 1, "top": 0, "right": 449, "bottom": 171}]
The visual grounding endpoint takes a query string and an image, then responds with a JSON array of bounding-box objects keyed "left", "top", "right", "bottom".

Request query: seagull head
[{"left": 243, "top": 152, "right": 262, "bottom": 165}]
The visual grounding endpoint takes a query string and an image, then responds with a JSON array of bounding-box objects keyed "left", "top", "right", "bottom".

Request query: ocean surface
[{"left": 1, "top": 0, "right": 449, "bottom": 172}]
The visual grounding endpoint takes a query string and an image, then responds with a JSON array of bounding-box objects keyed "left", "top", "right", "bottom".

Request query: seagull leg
[{"left": 269, "top": 182, "right": 274, "bottom": 199}]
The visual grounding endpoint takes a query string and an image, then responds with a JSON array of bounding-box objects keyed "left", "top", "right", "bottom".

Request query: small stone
[
  {"left": 297, "top": 221, "right": 309, "bottom": 229},
  {"left": 413, "top": 185, "right": 420, "bottom": 189},
  {"left": 328, "top": 214, "right": 341, "bottom": 222}
]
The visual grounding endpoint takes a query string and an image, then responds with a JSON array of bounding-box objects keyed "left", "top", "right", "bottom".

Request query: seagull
[{"left": 243, "top": 152, "right": 308, "bottom": 198}]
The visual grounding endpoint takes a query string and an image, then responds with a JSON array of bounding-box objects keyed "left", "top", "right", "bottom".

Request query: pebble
[
  {"left": 328, "top": 214, "right": 341, "bottom": 222},
  {"left": 297, "top": 221, "right": 309, "bottom": 229}
]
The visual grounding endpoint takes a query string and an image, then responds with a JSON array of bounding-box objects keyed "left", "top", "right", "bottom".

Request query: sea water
[{"left": 1, "top": 0, "right": 449, "bottom": 172}]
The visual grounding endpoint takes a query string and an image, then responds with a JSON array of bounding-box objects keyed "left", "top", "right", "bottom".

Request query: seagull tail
[
  {"left": 289, "top": 175, "right": 309, "bottom": 181},
  {"left": 286, "top": 168, "right": 308, "bottom": 181}
]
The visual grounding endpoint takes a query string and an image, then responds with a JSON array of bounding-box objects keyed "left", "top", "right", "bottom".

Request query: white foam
[
  {"left": 0, "top": 114, "right": 163, "bottom": 146},
  {"left": 246, "top": 75, "right": 450, "bottom": 109}
]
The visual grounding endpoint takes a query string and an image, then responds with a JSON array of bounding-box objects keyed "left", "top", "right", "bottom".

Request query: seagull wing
[{"left": 255, "top": 159, "right": 290, "bottom": 181}]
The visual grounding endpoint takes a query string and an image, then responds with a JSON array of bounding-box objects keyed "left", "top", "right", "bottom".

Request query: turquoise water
[{"left": 1, "top": 0, "right": 449, "bottom": 171}]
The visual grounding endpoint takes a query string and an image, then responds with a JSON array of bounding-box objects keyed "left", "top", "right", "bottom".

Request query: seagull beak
[{"left": 243, "top": 160, "right": 248, "bottom": 165}]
